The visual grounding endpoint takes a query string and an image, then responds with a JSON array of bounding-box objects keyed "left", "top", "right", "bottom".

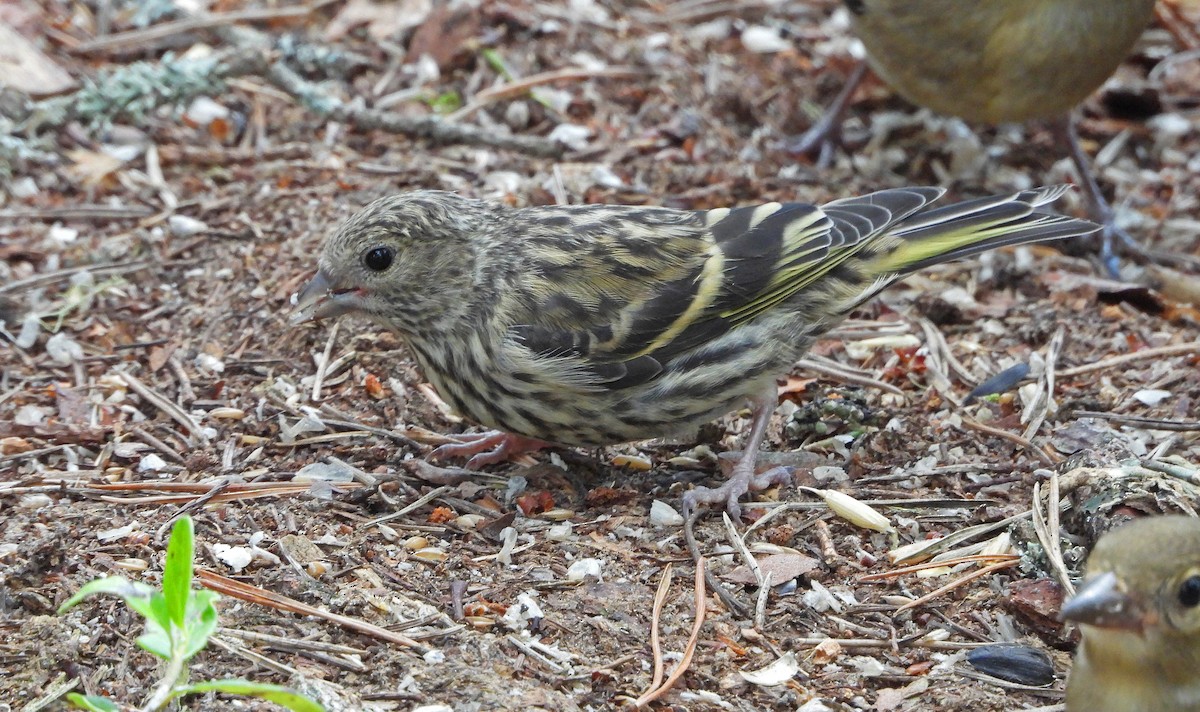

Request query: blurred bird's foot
[
  {"left": 682, "top": 462, "right": 792, "bottom": 521},
  {"left": 1097, "top": 219, "right": 1142, "bottom": 280},
  {"left": 1059, "top": 115, "right": 1143, "bottom": 279},
  {"left": 787, "top": 111, "right": 844, "bottom": 168},
  {"left": 786, "top": 60, "right": 868, "bottom": 168},
  {"left": 431, "top": 431, "right": 550, "bottom": 468}
]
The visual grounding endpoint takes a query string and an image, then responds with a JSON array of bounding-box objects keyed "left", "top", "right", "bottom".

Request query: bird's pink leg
[
  {"left": 682, "top": 389, "right": 792, "bottom": 520},
  {"left": 430, "top": 431, "right": 550, "bottom": 469}
]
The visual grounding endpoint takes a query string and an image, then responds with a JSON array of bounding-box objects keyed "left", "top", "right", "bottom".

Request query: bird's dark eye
[
  {"left": 364, "top": 246, "right": 394, "bottom": 272},
  {"left": 1178, "top": 576, "right": 1200, "bottom": 608}
]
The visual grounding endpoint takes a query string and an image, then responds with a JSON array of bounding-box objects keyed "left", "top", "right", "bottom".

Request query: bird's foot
[
  {"left": 1058, "top": 115, "right": 1145, "bottom": 279},
  {"left": 682, "top": 462, "right": 793, "bottom": 521},
  {"left": 1097, "top": 219, "right": 1143, "bottom": 280},
  {"left": 430, "top": 431, "right": 550, "bottom": 469},
  {"left": 785, "top": 60, "right": 867, "bottom": 169},
  {"left": 786, "top": 115, "right": 842, "bottom": 169}
]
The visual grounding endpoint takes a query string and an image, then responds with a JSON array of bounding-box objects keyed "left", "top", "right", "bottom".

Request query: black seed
[{"left": 965, "top": 645, "right": 1055, "bottom": 687}]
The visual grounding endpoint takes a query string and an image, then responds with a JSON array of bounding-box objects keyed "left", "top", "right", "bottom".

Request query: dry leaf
[
  {"left": 66, "top": 148, "right": 125, "bottom": 187},
  {"left": 725, "top": 553, "right": 820, "bottom": 585}
]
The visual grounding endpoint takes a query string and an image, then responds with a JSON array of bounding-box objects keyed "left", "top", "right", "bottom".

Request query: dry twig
[
  {"left": 959, "top": 416, "right": 1059, "bottom": 467},
  {"left": 118, "top": 370, "right": 208, "bottom": 446},
  {"left": 632, "top": 560, "right": 707, "bottom": 708},
  {"left": 1058, "top": 340, "right": 1200, "bottom": 377},
  {"left": 197, "top": 569, "right": 427, "bottom": 651},
  {"left": 895, "top": 558, "right": 1020, "bottom": 611},
  {"left": 71, "top": 6, "right": 313, "bottom": 54}
]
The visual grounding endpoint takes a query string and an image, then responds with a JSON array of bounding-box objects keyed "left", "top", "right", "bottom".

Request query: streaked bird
[
  {"left": 794, "top": 0, "right": 1157, "bottom": 276},
  {"left": 292, "top": 186, "right": 1097, "bottom": 517}
]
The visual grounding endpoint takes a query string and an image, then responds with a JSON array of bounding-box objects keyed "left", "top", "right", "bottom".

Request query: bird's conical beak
[
  {"left": 289, "top": 269, "right": 364, "bottom": 325},
  {"left": 1060, "top": 571, "right": 1148, "bottom": 632}
]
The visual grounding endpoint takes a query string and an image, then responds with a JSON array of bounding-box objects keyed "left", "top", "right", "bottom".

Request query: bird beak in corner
[
  {"left": 1060, "top": 571, "right": 1148, "bottom": 632},
  {"left": 289, "top": 270, "right": 364, "bottom": 325}
]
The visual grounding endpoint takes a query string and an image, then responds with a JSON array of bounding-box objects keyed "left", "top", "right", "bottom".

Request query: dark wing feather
[
  {"left": 500, "top": 185, "right": 1062, "bottom": 391},
  {"left": 505, "top": 199, "right": 884, "bottom": 390}
]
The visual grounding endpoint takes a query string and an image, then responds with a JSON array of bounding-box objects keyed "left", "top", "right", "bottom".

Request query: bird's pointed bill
[
  {"left": 1061, "top": 570, "right": 1149, "bottom": 632},
  {"left": 290, "top": 269, "right": 365, "bottom": 325}
]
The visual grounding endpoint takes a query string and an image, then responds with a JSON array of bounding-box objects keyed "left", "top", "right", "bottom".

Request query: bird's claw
[
  {"left": 786, "top": 120, "right": 842, "bottom": 169},
  {"left": 682, "top": 465, "right": 793, "bottom": 521},
  {"left": 430, "top": 431, "right": 548, "bottom": 468},
  {"left": 786, "top": 60, "right": 868, "bottom": 169},
  {"left": 1097, "top": 220, "right": 1143, "bottom": 280}
]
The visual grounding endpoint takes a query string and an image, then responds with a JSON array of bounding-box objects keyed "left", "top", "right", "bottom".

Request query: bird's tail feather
[
  {"left": 831, "top": 185, "right": 1098, "bottom": 314},
  {"left": 865, "top": 185, "right": 1098, "bottom": 276}
]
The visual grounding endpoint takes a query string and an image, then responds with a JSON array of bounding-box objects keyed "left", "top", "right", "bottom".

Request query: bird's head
[
  {"left": 290, "top": 191, "right": 492, "bottom": 334},
  {"left": 1062, "top": 516, "right": 1200, "bottom": 643}
]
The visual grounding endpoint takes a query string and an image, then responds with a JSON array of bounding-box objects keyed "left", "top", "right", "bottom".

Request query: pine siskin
[
  {"left": 291, "top": 186, "right": 1097, "bottom": 517},
  {"left": 1061, "top": 515, "right": 1200, "bottom": 712}
]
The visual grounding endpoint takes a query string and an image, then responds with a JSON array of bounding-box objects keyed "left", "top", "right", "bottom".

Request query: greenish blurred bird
[
  {"left": 1062, "top": 515, "right": 1200, "bottom": 712},
  {"left": 796, "top": 0, "right": 1157, "bottom": 275},
  {"left": 291, "top": 186, "right": 1097, "bottom": 516}
]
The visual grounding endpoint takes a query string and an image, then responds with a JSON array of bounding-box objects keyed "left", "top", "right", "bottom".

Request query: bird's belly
[
  {"left": 409, "top": 333, "right": 786, "bottom": 448},
  {"left": 427, "top": 366, "right": 771, "bottom": 448},
  {"left": 853, "top": 0, "right": 1155, "bottom": 123}
]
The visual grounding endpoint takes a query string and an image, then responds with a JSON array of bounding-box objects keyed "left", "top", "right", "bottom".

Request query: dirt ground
[{"left": 2, "top": 1, "right": 1199, "bottom": 711}]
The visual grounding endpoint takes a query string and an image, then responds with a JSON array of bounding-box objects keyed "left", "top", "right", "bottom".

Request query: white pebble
[
  {"left": 45, "top": 332, "right": 84, "bottom": 364},
  {"left": 47, "top": 225, "right": 79, "bottom": 247},
  {"left": 184, "top": 96, "right": 230, "bottom": 125},
  {"left": 649, "top": 499, "right": 684, "bottom": 527},
  {"left": 138, "top": 453, "right": 168, "bottom": 472},
  {"left": 194, "top": 353, "right": 225, "bottom": 374},
  {"left": 19, "top": 494, "right": 53, "bottom": 510},
  {"left": 1134, "top": 389, "right": 1172, "bottom": 406},
  {"left": 169, "top": 215, "right": 208, "bottom": 237},
  {"left": 566, "top": 558, "right": 604, "bottom": 582},
  {"left": 14, "top": 404, "right": 47, "bottom": 426},
  {"left": 9, "top": 176, "right": 38, "bottom": 198},
  {"left": 213, "top": 543, "right": 254, "bottom": 572},
  {"left": 548, "top": 123, "right": 591, "bottom": 151},
  {"left": 741, "top": 25, "right": 792, "bottom": 54}
]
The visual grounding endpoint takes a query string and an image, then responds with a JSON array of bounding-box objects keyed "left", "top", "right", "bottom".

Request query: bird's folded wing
[{"left": 509, "top": 189, "right": 943, "bottom": 389}]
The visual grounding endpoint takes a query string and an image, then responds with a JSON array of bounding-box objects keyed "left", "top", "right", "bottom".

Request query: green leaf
[
  {"left": 428, "top": 91, "right": 461, "bottom": 114},
  {"left": 480, "top": 48, "right": 513, "bottom": 80},
  {"left": 162, "top": 516, "right": 195, "bottom": 629},
  {"left": 136, "top": 618, "right": 172, "bottom": 659},
  {"left": 188, "top": 589, "right": 220, "bottom": 619},
  {"left": 182, "top": 592, "right": 220, "bottom": 659},
  {"left": 121, "top": 589, "right": 159, "bottom": 621},
  {"left": 145, "top": 591, "right": 173, "bottom": 633},
  {"left": 57, "top": 576, "right": 155, "bottom": 614},
  {"left": 172, "top": 679, "right": 326, "bottom": 712},
  {"left": 65, "top": 693, "right": 121, "bottom": 711}
]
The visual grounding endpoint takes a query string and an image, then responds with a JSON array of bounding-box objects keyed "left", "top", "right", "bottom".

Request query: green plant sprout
[{"left": 57, "top": 516, "right": 324, "bottom": 712}]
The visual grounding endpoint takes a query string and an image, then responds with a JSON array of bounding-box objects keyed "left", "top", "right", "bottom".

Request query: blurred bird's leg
[
  {"left": 1057, "top": 115, "right": 1141, "bottom": 278},
  {"left": 788, "top": 60, "right": 869, "bottom": 167},
  {"left": 430, "top": 431, "right": 550, "bottom": 469},
  {"left": 682, "top": 388, "right": 793, "bottom": 520}
]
